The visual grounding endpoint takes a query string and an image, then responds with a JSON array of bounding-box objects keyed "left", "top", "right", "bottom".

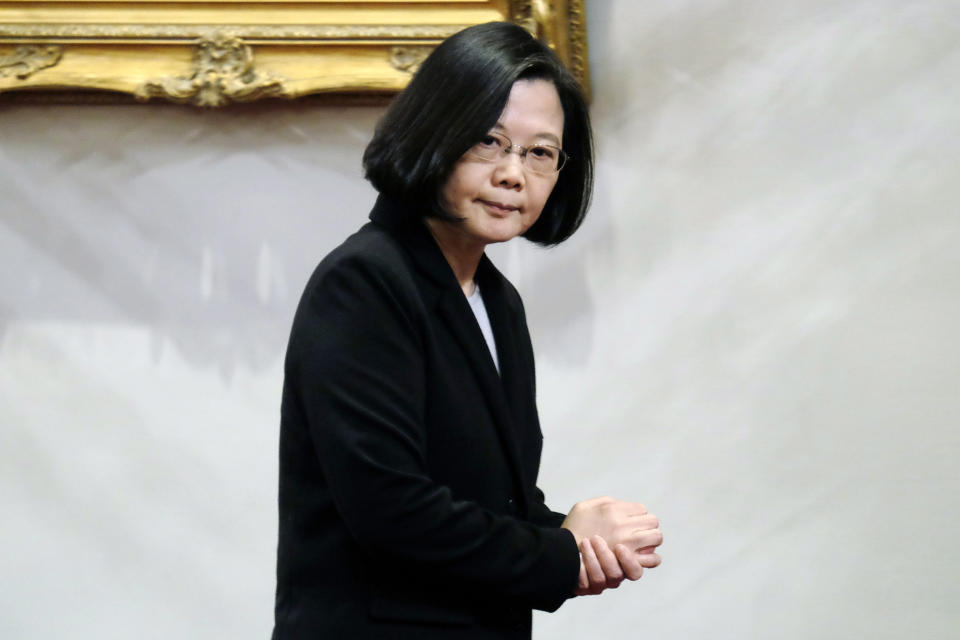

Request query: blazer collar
[
  {"left": 369, "top": 195, "right": 533, "bottom": 512},
  {"left": 369, "top": 195, "right": 453, "bottom": 291}
]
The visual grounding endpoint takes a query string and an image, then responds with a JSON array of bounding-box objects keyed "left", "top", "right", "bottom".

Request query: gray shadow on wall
[{"left": 0, "top": 102, "right": 384, "bottom": 377}]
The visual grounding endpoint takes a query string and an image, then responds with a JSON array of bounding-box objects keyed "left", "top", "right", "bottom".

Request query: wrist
[{"left": 559, "top": 516, "right": 583, "bottom": 546}]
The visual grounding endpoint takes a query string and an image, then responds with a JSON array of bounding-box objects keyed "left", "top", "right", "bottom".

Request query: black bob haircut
[{"left": 363, "top": 21, "right": 594, "bottom": 246}]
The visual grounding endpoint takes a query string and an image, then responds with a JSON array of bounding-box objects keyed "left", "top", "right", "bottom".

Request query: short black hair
[{"left": 363, "top": 21, "right": 593, "bottom": 246}]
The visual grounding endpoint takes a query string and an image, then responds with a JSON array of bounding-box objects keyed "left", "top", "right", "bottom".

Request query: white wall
[{"left": 1, "top": 1, "right": 957, "bottom": 638}]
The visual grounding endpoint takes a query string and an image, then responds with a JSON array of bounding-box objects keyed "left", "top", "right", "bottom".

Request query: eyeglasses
[{"left": 466, "top": 131, "right": 569, "bottom": 175}]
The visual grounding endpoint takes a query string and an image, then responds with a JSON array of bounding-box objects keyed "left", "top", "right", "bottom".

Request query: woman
[{"left": 272, "top": 22, "right": 662, "bottom": 640}]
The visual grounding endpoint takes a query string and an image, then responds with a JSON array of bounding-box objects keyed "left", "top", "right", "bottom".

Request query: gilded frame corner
[{"left": 0, "top": 1, "right": 589, "bottom": 107}]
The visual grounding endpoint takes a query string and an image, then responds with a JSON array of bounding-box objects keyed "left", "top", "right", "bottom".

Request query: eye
[
  {"left": 478, "top": 134, "right": 504, "bottom": 149},
  {"left": 529, "top": 145, "right": 556, "bottom": 160}
]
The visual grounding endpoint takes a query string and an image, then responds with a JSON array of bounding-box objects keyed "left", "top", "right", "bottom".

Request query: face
[{"left": 438, "top": 78, "right": 565, "bottom": 250}]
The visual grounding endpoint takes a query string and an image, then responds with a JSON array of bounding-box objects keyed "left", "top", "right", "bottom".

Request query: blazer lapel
[
  {"left": 370, "top": 197, "right": 530, "bottom": 512},
  {"left": 474, "top": 260, "right": 539, "bottom": 510},
  {"left": 435, "top": 289, "right": 530, "bottom": 514},
  {"left": 475, "top": 257, "right": 527, "bottom": 426}
]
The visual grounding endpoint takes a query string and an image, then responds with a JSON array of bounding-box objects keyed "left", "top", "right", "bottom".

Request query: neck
[{"left": 425, "top": 218, "right": 485, "bottom": 296}]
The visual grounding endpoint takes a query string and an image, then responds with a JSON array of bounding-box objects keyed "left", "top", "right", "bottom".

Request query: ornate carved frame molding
[{"left": 0, "top": 1, "right": 588, "bottom": 107}]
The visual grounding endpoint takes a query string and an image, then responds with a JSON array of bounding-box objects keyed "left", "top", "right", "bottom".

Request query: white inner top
[{"left": 466, "top": 283, "right": 500, "bottom": 374}]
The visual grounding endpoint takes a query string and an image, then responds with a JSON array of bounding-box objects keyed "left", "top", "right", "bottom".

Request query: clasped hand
[{"left": 560, "top": 496, "right": 663, "bottom": 596}]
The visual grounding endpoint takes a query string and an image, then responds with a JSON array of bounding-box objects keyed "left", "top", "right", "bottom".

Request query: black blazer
[{"left": 272, "top": 196, "right": 580, "bottom": 640}]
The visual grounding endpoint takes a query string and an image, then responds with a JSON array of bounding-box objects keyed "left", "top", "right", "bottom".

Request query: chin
[{"left": 480, "top": 220, "right": 527, "bottom": 244}]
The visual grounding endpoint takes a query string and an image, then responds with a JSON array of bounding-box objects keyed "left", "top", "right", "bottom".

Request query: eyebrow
[{"left": 492, "top": 123, "right": 562, "bottom": 146}]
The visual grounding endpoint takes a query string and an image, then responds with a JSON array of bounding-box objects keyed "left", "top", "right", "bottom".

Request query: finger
[
  {"left": 573, "top": 560, "right": 590, "bottom": 596},
  {"left": 621, "top": 502, "right": 647, "bottom": 517},
  {"left": 622, "top": 527, "right": 663, "bottom": 551},
  {"left": 573, "top": 584, "right": 589, "bottom": 596},
  {"left": 591, "top": 536, "right": 624, "bottom": 588},
  {"left": 637, "top": 552, "right": 661, "bottom": 569},
  {"left": 602, "top": 499, "right": 647, "bottom": 517},
  {"left": 610, "top": 514, "right": 658, "bottom": 542},
  {"left": 614, "top": 544, "right": 644, "bottom": 581},
  {"left": 610, "top": 529, "right": 661, "bottom": 552},
  {"left": 622, "top": 513, "right": 659, "bottom": 530},
  {"left": 580, "top": 538, "right": 606, "bottom": 594}
]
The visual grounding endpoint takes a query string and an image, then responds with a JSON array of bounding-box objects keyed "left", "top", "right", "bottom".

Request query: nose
[{"left": 491, "top": 150, "right": 525, "bottom": 190}]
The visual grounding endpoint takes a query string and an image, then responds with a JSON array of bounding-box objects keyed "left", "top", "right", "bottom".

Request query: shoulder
[
  {"left": 285, "top": 223, "right": 426, "bottom": 366},
  {"left": 297, "top": 222, "right": 424, "bottom": 311},
  {"left": 291, "top": 221, "right": 433, "bottom": 334},
  {"left": 312, "top": 222, "right": 411, "bottom": 282}
]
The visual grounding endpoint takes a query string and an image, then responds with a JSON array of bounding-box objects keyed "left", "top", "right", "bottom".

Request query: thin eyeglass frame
[{"left": 467, "top": 131, "right": 569, "bottom": 175}]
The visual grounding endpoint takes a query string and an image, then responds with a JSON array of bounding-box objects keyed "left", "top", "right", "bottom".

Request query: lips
[{"left": 478, "top": 199, "right": 520, "bottom": 214}]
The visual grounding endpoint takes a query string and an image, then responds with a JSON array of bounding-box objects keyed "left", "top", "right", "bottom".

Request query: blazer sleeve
[
  {"left": 529, "top": 487, "right": 568, "bottom": 529},
  {"left": 286, "top": 252, "right": 580, "bottom": 612}
]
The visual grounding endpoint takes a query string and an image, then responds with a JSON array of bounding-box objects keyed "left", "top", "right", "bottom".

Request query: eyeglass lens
[{"left": 469, "top": 132, "right": 567, "bottom": 173}]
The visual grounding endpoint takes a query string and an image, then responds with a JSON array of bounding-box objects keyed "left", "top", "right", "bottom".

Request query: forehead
[{"left": 495, "top": 79, "right": 564, "bottom": 142}]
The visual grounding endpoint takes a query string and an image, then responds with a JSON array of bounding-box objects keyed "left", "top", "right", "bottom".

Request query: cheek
[
  {"left": 443, "top": 164, "right": 485, "bottom": 206},
  {"left": 529, "top": 179, "right": 559, "bottom": 216}
]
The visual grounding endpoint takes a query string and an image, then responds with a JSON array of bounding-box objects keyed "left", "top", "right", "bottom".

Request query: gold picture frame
[{"left": 0, "top": 1, "right": 588, "bottom": 107}]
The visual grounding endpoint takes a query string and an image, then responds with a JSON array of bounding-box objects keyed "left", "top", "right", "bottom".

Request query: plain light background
[{"left": 1, "top": 1, "right": 957, "bottom": 638}]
